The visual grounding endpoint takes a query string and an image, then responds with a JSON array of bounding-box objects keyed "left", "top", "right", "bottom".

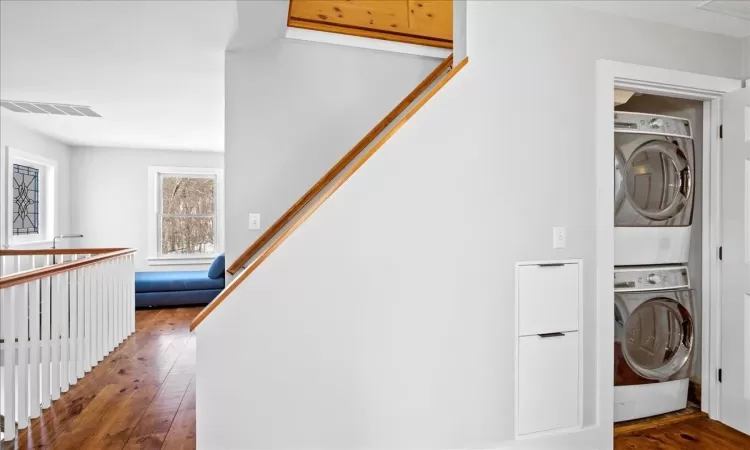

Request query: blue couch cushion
[
  {"left": 135, "top": 271, "right": 224, "bottom": 293},
  {"left": 207, "top": 253, "right": 225, "bottom": 279}
]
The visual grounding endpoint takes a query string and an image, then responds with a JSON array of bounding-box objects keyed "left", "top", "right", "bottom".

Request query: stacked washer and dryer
[{"left": 613, "top": 111, "right": 697, "bottom": 422}]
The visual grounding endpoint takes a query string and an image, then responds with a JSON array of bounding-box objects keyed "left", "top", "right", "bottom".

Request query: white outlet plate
[
  {"left": 249, "top": 213, "right": 261, "bottom": 230},
  {"left": 553, "top": 227, "right": 566, "bottom": 249}
]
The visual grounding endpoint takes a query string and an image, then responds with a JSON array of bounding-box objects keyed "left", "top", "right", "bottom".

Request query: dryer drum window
[
  {"left": 622, "top": 140, "right": 692, "bottom": 222},
  {"left": 622, "top": 298, "right": 694, "bottom": 380}
]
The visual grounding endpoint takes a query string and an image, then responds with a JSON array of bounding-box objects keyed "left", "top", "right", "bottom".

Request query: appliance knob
[
  {"left": 647, "top": 273, "right": 660, "bottom": 284},
  {"left": 649, "top": 118, "right": 663, "bottom": 129}
]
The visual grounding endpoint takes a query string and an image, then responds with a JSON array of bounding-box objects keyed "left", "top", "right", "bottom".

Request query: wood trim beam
[
  {"left": 193, "top": 57, "right": 468, "bottom": 331},
  {"left": 226, "top": 54, "right": 454, "bottom": 275},
  {"left": 288, "top": 18, "right": 452, "bottom": 49},
  {"left": 0, "top": 248, "right": 137, "bottom": 290}
]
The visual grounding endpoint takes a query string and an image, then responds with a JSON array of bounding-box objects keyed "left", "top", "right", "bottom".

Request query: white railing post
[
  {"left": 15, "top": 281, "right": 29, "bottom": 430},
  {"left": 40, "top": 257, "right": 51, "bottom": 409},
  {"left": 50, "top": 273, "right": 63, "bottom": 401},
  {"left": 130, "top": 254, "right": 135, "bottom": 333},
  {"left": 2, "top": 259, "right": 17, "bottom": 441},
  {"left": 76, "top": 262, "right": 85, "bottom": 379},
  {"left": 69, "top": 256, "right": 78, "bottom": 386},
  {"left": 84, "top": 264, "right": 92, "bottom": 373},
  {"left": 29, "top": 272, "right": 41, "bottom": 419},
  {"left": 60, "top": 257, "right": 70, "bottom": 394}
]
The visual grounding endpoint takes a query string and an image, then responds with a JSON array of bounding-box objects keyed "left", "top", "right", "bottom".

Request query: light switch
[
  {"left": 553, "top": 227, "right": 566, "bottom": 249},
  {"left": 249, "top": 213, "right": 261, "bottom": 230}
]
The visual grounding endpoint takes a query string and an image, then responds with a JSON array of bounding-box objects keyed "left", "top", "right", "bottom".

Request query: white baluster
[
  {"left": 40, "top": 260, "right": 51, "bottom": 409},
  {"left": 97, "top": 262, "right": 104, "bottom": 362},
  {"left": 130, "top": 254, "right": 135, "bottom": 333},
  {"left": 59, "top": 257, "right": 69, "bottom": 393},
  {"left": 69, "top": 257, "right": 78, "bottom": 386},
  {"left": 84, "top": 264, "right": 92, "bottom": 372},
  {"left": 28, "top": 273, "right": 41, "bottom": 419},
  {"left": 15, "top": 281, "right": 29, "bottom": 430},
  {"left": 2, "top": 261, "right": 17, "bottom": 440},
  {"left": 50, "top": 273, "right": 62, "bottom": 401},
  {"left": 76, "top": 262, "right": 85, "bottom": 379},
  {"left": 114, "top": 258, "right": 121, "bottom": 345},
  {"left": 106, "top": 259, "right": 113, "bottom": 352}
]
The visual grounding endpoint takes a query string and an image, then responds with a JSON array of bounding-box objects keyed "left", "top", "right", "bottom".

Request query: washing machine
[
  {"left": 614, "top": 112, "right": 695, "bottom": 266},
  {"left": 614, "top": 265, "right": 695, "bottom": 422}
]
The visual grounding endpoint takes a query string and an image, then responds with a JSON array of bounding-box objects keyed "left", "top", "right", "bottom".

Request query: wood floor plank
[
  {"left": 4, "top": 306, "right": 202, "bottom": 450},
  {"left": 614, "top": 417, "right": 750, "bottom": 449}
]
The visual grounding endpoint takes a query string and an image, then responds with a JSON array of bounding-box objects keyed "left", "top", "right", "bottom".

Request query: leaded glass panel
[{"left": 13, "top": 163, "right": 39, "bottom": 235}]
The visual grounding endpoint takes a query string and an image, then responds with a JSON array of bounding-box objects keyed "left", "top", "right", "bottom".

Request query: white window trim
[
  {"left": 147, "top": 166, "right": 224, "bottom": 266},
  {"left": 4, "top": 147, "right": 56, "bottom": 247}
]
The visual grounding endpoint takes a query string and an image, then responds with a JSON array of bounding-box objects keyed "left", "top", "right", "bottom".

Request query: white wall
[
  {"left": 0, "top": 118, "right": 72, "bottom": 248},
  {"left": 743, "top": 36, "right": 750, "bottom": 80},
  {"left": 198, "top": 2, "right": 744, "bottom": 449},
  {"left": 224, "top": 39, "right": 440, "bottom": 268},
  {"left": 71, "top": 147, "right": 223, "bottom": 272}
]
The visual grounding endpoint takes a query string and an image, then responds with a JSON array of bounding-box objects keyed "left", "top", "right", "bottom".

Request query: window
[
  {"left": 148, "top": 167, "right": 223, "bottom": 265},
  {"left": 4, "top": 147, "right": 56, "bottom": 245},
  {"left": 159, "top": 174, "right": 216, "bottom": 256},
  {"left": 13, "top": 163, "right": 40, "bottom": 235}
]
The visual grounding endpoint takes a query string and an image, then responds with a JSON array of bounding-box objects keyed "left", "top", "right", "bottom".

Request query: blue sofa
[{"left": 135, "top": 270, "right": 224, "bottom": 308}]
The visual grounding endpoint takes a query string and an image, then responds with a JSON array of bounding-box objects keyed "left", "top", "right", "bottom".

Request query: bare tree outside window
[{"left": 159, "top": 175, "right": 216, "bottom": 256}]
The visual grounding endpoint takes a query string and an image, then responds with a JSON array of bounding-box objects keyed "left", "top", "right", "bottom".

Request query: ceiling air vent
[
  {"left": 697, "top": 1, "right": 750, "bottom": 21},
  {"left": 0, "top": 100, "right": 102, "bottom": 117}
]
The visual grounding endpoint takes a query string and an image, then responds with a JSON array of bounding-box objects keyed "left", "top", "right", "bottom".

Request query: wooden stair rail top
[
  {"left": 192, "top": 56, "right": 469, "bottom": 331},
  {"left": 0, "top": 248, "right": 137, "bottom": 290},
  {"left": 0, "top": 248, "right": 130, "bottom": 256},
  {"left": 226, "top": 54, "right": 455, "bottom": 276}
]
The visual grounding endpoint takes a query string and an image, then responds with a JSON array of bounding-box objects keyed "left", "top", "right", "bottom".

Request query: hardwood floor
[
  {"left": 615, "top": 417, "right": 750, "bottom": 449},
  {"left": 3, "top": 307, "right": 201, "bottom": 450}
]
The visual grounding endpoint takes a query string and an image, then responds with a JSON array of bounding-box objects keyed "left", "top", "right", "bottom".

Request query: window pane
[
  {"left": 161, "top": 216, "right": 214, "bottom": 255},
  {"left": 12, "top": 163, "right": 39, "bottom": 235},
  {"left": 161, "top": 176, "right": 215, "bottom": 215}
]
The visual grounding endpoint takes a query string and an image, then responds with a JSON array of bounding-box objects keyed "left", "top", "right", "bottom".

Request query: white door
[{"left": 720, "top": 85, "right": 750, "bottom": 434}]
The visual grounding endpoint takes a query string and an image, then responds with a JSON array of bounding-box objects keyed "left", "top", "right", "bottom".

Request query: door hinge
[
  {"left": 719, "top": 368, "right": 723, "bottom": 383},
  {"left": 719, "top": 246, "right": 723, "bottom": 261},
  {"left": 719, "top": 125, "right": 723, "bottom": 139}
]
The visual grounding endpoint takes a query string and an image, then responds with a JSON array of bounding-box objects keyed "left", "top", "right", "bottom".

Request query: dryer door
[
  {"left": 624, "top": 140, "right": 692, "bottom": 222},
  {"left": 621, "top": 293, "right": 694, "bottom": 381}
]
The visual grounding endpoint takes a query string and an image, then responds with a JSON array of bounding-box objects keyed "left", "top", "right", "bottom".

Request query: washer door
[
  {"left": 622, "top": 297, "right": 694, "bottom": 380},
  {"left": 623, "top": 140, "right": 692, "bottom": 221}
]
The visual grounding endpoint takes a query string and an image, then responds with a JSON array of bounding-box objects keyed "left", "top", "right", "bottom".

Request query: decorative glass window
[
  {"left": 12, "top": 163, "right": 40, "bottom": 235},
  {"left": 158, "top": 174, "right": 217, "bottom": 256}
]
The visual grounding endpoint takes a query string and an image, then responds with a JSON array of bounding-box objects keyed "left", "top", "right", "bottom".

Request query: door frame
[{"left": 595, "top": 60, "right": 742, "bottom": 426}]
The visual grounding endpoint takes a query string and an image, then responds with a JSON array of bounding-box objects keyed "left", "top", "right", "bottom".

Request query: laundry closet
[{"left": 612, "top": 91, "right": 705, "bottom": 425}]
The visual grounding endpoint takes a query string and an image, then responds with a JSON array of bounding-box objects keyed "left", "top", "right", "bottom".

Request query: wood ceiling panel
[
  {"left": 407, "top": 0, "right": 452, "bottom": 41},
  {"left": 289, "top": 1, "right": 410, "bottom": 34},
  {"left": 288, "top": 0, "right": 452, "bottom": 48}
]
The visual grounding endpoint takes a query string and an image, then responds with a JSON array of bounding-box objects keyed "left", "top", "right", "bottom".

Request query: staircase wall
[
  {"left": 224, "top": 40, "right": 441, "bottom": 269},
  {"left": 201, "top": 2, "right": 743, "bottom": 449}
]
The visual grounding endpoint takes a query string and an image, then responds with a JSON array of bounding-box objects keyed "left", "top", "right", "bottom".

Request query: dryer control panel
[
  {"left": 614, "top": 112, "right": 692, "bottom": 138},
  {"left": 614, "top": 265, "right": 690, "bottom": 292}
]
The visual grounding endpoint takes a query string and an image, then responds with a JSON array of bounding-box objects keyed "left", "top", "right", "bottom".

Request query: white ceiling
[
  {"left": 0, "top": 0, "right": 237, "bottom": 151},
  {"left": 566, "top": 1, "right": 750, "bottom": 38}
]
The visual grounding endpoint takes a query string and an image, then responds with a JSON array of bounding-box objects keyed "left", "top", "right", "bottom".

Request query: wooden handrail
[
  {"left": 0, "top": 248, "right": 129, "bottom": 256},
  {"left": 0, "top": 248, "right": 137, "bottom": 290},
  {"left": 226, "top": 54, "right": 455, "bottom": 275},
  {"left": 192, "top": 57, "right": 469, "bottom": 331}
]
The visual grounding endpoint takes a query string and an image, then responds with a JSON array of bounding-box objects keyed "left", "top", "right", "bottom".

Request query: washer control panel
[
  {"left": 614, "top": 265, "right": 689, "bottom": 292},
  {"left": 614, "top": 112, "right": 692, "bottom": 138}
]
